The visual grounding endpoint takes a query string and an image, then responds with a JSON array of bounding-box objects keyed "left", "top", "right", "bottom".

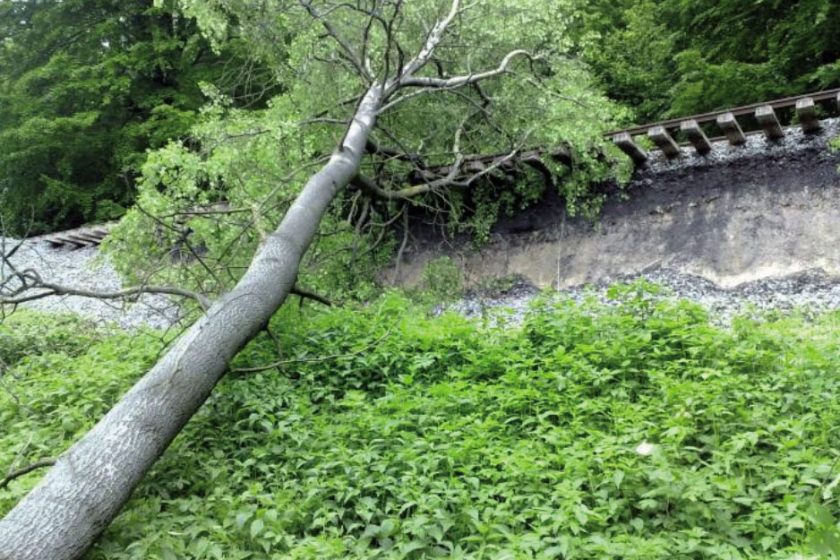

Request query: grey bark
[{"left": 0, "top": 83, "right": 385, "bottom": 560}]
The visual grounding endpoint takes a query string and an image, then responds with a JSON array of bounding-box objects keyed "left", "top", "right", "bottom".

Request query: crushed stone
[
  {"left": 446, "top": 268, "right": 840, "bottom": 327},
  {"left": 7, "top": 234, "right": 840, "bottom": 330},
  {"left": 1, "top": 237, "right": 182, "bottom": 330}
]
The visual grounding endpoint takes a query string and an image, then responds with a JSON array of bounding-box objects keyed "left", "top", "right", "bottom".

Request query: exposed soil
[{"left": 397, "top": 119, "right": 840, "bottom": 296}]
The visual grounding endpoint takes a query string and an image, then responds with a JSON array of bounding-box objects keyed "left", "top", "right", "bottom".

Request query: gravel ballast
[
  {"left": 6, "top": 237, "right": 840, "bottom": 329},
  {"left": 448, "top": 268, "right": 840, "bottom": 326},
  {"left": 1, "top": 237, "right": 182, "bottom": 330}
]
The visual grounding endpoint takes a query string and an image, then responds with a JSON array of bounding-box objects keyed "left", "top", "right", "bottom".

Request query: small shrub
[{"left": 420, "top": 256, "right": 463, "bottom": 299}]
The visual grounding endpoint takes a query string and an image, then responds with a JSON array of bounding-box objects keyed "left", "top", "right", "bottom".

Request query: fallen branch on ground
[
  {"left": 290, "top": 286, "right": 332, "bottom": 307},
  {"left": 0, "top": 271, "right": 212, "bottom": 311},
  {"left": 0, "top": 459, "right": 56, "bottom": 491}
]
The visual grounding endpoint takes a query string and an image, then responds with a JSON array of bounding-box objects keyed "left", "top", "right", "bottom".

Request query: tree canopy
[
  {"left": 578, "top": 0, "right": 840, "bottom": 121},
  {"left": 103, "top": 0, "right": 629, "bottom": 299},
  {"left": 4, "top": 0, "right": 837, "bottom": 236}
]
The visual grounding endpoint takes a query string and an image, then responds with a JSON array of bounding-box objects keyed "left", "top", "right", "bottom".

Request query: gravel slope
[
  {"left": 6, "top": 235, "right": 840, "bottom": 329},
  {"left": 450, "top": 268, "right": 840, "bottom": 326},
  {"left": 1, "top": 238, "right": 182, "bottom": 330}
]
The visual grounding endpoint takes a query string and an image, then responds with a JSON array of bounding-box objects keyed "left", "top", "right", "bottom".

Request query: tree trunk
[{"left": 0, "top": 83, "right": 384, "bottom": 560}]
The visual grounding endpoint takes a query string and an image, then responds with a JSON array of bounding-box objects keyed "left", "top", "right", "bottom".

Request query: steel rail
[{"left": 604, "top": 87, "right": 840, "bottom": 138}]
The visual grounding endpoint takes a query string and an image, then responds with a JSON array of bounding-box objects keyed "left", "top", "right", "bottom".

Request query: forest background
[{"left": 3, "top": 0, "right": 839, "bottom": 236}]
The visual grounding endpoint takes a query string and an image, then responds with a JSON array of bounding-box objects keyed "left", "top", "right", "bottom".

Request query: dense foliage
[
  {"left": 4, "top": 0, "right": 840, "bottom": 557},
  {"left": 4, "top": 288, "right": 840, "bottom": 558},
  {"left": 576, "top": 0, "right": 840, "bottom": 121},
  {"left": 4, "top": 0, "right": 839, "bottom": 235},
  {"left": 0, "top": 0, "right": 264, "bottom": 235}
]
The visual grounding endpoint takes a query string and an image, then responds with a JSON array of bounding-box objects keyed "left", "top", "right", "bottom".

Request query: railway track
[
  {"left": 29, "top": 223, "right": 115, "bottom": 250},
  {"left": 606, "top": 87, "right": 840, "bottom": 164}
]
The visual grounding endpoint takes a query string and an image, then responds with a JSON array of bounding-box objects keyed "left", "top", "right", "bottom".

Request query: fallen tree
[{"left": 0, "top": 1, "right": 625, "bottom": 557}]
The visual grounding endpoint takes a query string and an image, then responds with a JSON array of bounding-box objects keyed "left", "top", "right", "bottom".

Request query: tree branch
[
  {"left": 365, "top": 138, "right": 427, "bottom": 168},
  {"left": 0, "top": 273, "right": 211, "bottom": 311},
  {"left": 299, "top": 0, "right": 372, "bottom": 82},
  {"left": 398, "top": 49, "right": 534, "bottom": 89},
  {"left": 290, "top": 286, "right": 332, "bottom": 307},
  {"left": 354, "top": 145, "right": 572, "bottom": 201},
  {"left": 396, "top": 0, "right": 463, "bottom": 82},
  {"left": 0, "top": 459, "right": 56, "bottom": 490}
]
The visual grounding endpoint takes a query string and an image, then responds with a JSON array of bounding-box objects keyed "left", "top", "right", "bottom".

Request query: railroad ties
[
  {"left": 31, "top": 202, "right": 232, "bottom": 250},
  {"left": 609, "top": 87, "right": 840, "bottom": 165},
  {"left": 39, "top": 224, "right": 113, "bottom": 249}
]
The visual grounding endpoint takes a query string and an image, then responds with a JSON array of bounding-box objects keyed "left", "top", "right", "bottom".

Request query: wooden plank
[
  {"left": 47, "top": 236, "right": 87, "bottom": 249},
  {"left": 612, "top": 132, "right": 648, "bottom": 165},
  {"left": 63, "top": 235, "right": 100, "bottom": 247},
  {"left": 796, "top": 97, "right": 821, "bottom": 133},
  {"left": 67, "top": 232, "right": 105, "bottom": 244},
  {"left": 648, "top": 126, "right": 681, "bottom": 158},
  {"left": 33, "top": 223, "right": 115, "bottom": 249}
]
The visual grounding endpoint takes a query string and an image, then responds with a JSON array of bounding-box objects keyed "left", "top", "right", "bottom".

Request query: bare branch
[
  {"left": 0, "top": 273, "right": 211, "bottom": 312},
  {"left": 1, "top": 459, "right": 56, "bottom": 490},
  {"left": 398, "top": 49, "right": 534, "bottom": 89},
  {"left": 352, "top": 173, "right": 412, "bottom": 201},
  {"left": 290, "top": 286, "right": 332, "bottom": 307}
]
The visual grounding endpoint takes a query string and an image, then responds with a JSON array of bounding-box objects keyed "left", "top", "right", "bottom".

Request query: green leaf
[{"left": 250, "top": 519, "right": 264, "bottom": 539}]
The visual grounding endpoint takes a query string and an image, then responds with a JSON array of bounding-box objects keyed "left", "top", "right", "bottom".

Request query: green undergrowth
[{"left": 4, "top": 285, "right": 840, "bottom": 558}]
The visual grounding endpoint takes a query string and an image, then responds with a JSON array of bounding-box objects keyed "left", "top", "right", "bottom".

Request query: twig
[
  {"left": 290, "top": 286, "right": 332, "bottom": 307},
  {"left": 0, "top": 459, "right": 56, "bottom": 490},
  {"left": 233, "top": 325, "right": 395, "bottom": 374}
]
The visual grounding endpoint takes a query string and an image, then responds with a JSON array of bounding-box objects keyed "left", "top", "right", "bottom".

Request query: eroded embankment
[{"left": 394, "top": 118, "right": 840, "bottom": 313}]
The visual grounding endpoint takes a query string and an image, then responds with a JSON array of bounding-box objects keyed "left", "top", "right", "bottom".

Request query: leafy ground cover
[{"left": 3, "top": 285, "right": 840, "bottom": 558}]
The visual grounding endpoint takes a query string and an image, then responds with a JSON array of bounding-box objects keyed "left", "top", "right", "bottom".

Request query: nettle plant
[{"left": 5, "top": 289, "right": 840, "bottom": 558}]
